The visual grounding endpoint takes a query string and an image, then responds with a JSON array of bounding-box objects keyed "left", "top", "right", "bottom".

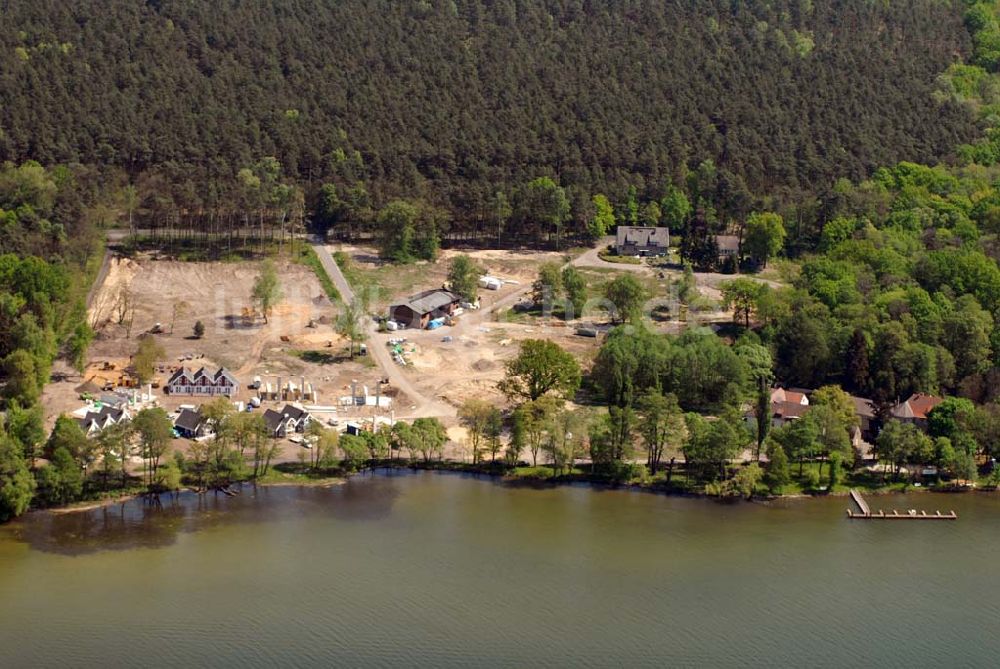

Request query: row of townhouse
[{"left": 165, "top": 367, "right": 240, "bottom": 397}]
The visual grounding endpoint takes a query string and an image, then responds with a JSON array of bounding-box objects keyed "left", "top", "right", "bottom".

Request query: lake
[{"left": 1, "top": 471, "right": 999, "bottom": 667}]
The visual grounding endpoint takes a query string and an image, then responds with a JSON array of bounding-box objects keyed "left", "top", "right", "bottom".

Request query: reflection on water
[
  {"left": 10, "top": 475, "right": 404, "bottom": 556},
  {"left": 4, "top": 471, "right": 1000, "bottom": 667}
]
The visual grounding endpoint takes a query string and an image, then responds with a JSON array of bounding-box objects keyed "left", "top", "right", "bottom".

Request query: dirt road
[
  {"left": 570, "top": 240, "right": 651, "bottom": 273},
  {"left": 312, "top": 241, "right": 455, "bottom": 419},
  {"left": 310, "top": 240, "right": 660, "bottom": 421}
]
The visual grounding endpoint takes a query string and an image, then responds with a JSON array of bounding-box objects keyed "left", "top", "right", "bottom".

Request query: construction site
[{"left": 40, "top": 253, "right": 401, "bottom": 435}]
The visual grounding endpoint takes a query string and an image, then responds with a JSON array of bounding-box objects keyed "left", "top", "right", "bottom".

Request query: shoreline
[
  {"left": 28, "top": 462, "right": 993, "bottom": 518},
  {"left": 39, "top": 477, "right": 348, "bottom": 517}
]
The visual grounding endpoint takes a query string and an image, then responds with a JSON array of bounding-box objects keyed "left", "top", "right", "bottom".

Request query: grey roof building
[
  {"left": 389, "top": 289, "right": 462, "bottom": 329},
  {"left": 173, "top": 408, "right": 206, "bottom": 439},
  {"left": 615, "top": 226, "right": 670, "bottom": 255}
]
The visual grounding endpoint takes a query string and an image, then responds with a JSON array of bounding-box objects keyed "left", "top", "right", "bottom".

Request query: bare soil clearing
[
  {"left": 42, "top": 256, "right": 393, "bottom": 433},
  {"left": 332, "top": 244, "right": 606, "bottom": 417}
]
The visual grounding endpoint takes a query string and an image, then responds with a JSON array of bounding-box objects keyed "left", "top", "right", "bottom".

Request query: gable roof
[
  {"left": 392, "top": 289, "right": 461, "bottom": 316},
  {"left": 262, "top": 409, "right": 287, "bottom": 433},
  {"left": 714, "top": 235, "right": 741, "bottom": 253},
  {"left": 280, "top": 404, "right": 309, "bottom": 421},
  {"left": 167, "top": 368, "right": 190, "bottom": 385},
  {"left": 773, "top": 401, "right": 810, "bottom": 420},
  {"left": 214, "top": 368, "right": 238, "bottom": 384},
  {"left": 96, "top": 406, "right": 126, "bottom": 423},
  {"left": 174, "top": 408, "right": 203, "bottom": 433},
  {"left": 76, "top": 409, "right": 118, "bottom": 433},
  {"left": 76, "top": 416, "right": 102, "bottom": 432},
  {"left": 851, "top": 396, "right": 876, "bottom": 419},
  {"left": 892, "top": 393, "right": 943, "bottom": 420},
  {"left": 771, "top": 388, "right": 808, "bottom": 406},
  {"left": 616, "top": 226, "right": 669, "bottom": 248},
  {"left": 168, "top": 366, "right": 238, "bottom": 386}
]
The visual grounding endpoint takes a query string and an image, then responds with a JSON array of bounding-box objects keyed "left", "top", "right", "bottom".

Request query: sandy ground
[
  {"left": 336, "top": 244, "right": 603, "bottom": 416},
  {"left": 42, "top": 241, "right": 788, "bottom": 465},
  {"left": 41, "top": 255, "right": 393, "bottom": 436}
]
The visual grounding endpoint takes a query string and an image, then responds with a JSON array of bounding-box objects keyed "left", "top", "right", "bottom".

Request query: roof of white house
[
  {"left": 167, "top": 366, "right": 238, "bottom": 385},
  {"left": 771, "top": 388, "right": 808, "bottom": 406},
  {"left": 262, "top": 408, "right": 289, "bottom": 433},
  {"left": 174, "top": 408, "right": 204, "bottom": 433},
  {"left": 279, "top": 404, "right": 309, "bottom": 421},
  {"left": 715, "top": 235, "right": 741, "bottom": 253},
  {"left": 616, "top": 226, "right": 670, "bottom": 247}
]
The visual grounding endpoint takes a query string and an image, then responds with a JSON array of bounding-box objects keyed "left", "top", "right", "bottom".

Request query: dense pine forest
[
  {"left": 7, "top": 0, "right": 1000, "bottom": 519},
  {"left": 0, "top": 0, "right": 980, "bottom": 236}
]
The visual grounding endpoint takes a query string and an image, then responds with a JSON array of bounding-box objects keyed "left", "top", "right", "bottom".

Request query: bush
[{"left": 804, "top": 468, "right": 821, "bottom": 492}]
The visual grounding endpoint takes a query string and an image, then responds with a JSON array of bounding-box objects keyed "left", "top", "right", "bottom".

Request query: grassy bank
[{"left": 294, "top": 246, "right": 341, "bottom": 302}]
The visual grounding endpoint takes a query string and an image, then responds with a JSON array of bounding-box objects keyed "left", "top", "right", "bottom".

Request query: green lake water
[{"left": 1, "top": 471, "right": 998, "bottom": 667}]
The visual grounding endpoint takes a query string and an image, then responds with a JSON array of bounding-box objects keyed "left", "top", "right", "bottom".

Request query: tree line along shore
[{"left": 7, "top": 3, "right": 1000, "bottom": 518}]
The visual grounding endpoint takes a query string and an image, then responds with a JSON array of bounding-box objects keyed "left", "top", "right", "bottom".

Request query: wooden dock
[
  {"left": 846, "top": 489, "right": 957, "bottom": 521},
  {"left": 849, "top": 489, "right": 870, "bottom": 515}
]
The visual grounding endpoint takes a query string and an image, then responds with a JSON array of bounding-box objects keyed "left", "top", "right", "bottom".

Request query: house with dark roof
[
  {"left": 262, "top": 404, "right": 312, "bottom": 438},
  {"left": 173, "top": 408, "right": 208, "bottom": 439},
  {"left": 165, "top": 366, "right": 239, "bottom": 397},
  {"left": 891, "top": 393, "right": 943, "bottom": 430},
  {"left": 388, "top": 289, "right": 462, "bottom": 329},
  {"left": 851, "top": 396, "right": 877, "bottom": 441},
  {"left": 615, "top": 226, "right": 670, "bottom": 256},
  {"left": 743, "top": 387, "right": 811, "bottom": 429},
  {"left": 772, "top": 401, "right": 809, "bottom": 426},
  {"left": 76, "top": 405, "right": 130, "bottom": 436},
  {"left": 767, "top": 387, "right": 809, "bottom": 427}
]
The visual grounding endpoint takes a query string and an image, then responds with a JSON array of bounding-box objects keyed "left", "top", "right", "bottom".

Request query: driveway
[{"left": 312, "top": 241, "right": 455, "bottom": 419}]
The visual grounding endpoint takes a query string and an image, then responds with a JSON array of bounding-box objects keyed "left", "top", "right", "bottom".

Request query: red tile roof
[{"left": 892, "top": 393, "right": 943, "bottom": 420}]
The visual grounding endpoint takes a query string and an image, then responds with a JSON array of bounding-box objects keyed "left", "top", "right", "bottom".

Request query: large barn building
[{"left": 388, "top": 289, "right": 462, "bottom": 329}]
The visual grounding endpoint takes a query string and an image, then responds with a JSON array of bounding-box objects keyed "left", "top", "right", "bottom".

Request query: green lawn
[{"left": 597, "top": 249, "right": 643, "bottom": 264}]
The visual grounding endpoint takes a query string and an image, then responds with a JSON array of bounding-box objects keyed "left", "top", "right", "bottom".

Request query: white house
[
  {"left": 165, "top": 366, "right": 239, "bottom": 398},
  {"left": 76, "top": 405, "right": 131, "bottom": 436},
  {"left": 262, "top": 404, "right": 312, "bottom": 438}
]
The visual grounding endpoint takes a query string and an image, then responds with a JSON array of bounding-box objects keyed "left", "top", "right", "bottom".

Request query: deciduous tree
[
  {"left": 0, "top": 437, "right": 34, "bottom": 522},
  {"left": 132, "top": 335, "right": 165, "bottom": 385},
  {"left": 637, "top": 389, "right": 687, "bottom": 475},
  {"left": 447, "top": 254, "right": 482, "bottom": 302},
  {"left": 252, "top": 259, "right": 282, "bottom": 323},
  {"left": 498, "top": 339, "right": 581, "bottom": 402},
  {"left": 603, "top": 274, "right": 649, "bottom": 324},
  {"left": 744, "top": 211, "right": 786, "bottom": 267}
]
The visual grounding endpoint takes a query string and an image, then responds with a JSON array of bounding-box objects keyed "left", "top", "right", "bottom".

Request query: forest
[
  {"left": 0, "top": 0, "right": 979, "bottom": 238},
  {"left": 4, "top": 0, "right": 1000, "bottom": 518}
]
